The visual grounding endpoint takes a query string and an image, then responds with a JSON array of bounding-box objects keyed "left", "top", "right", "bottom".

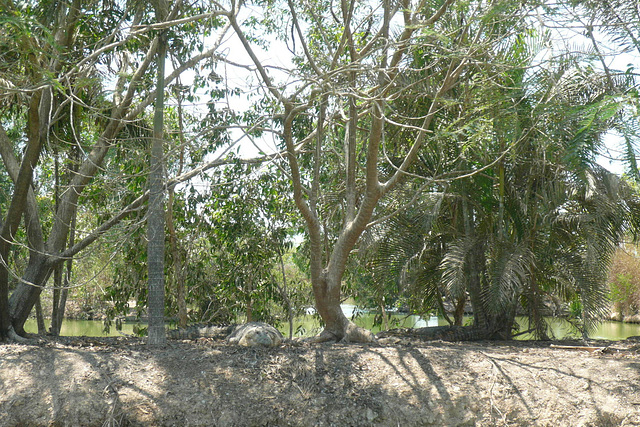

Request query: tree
[
  {"left": 552, "top": 0, "right": 640, "bottom": 179},
  {"left": 361, "top": 27, "right": 640, "bottom": 339},
  {"left": 0, "top": 0, "right": 231, "bottom": 338},
  {"left": 225, "top": 0, "right": 541, "bottom": 342},
  {"left": 608, "top": 243, "right": 640, "bottom": 320},
  {"left": 148, "top": 0, "right": 169, "bottom": 345}
]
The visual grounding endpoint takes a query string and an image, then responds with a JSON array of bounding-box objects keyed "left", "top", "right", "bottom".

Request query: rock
[{"left": 227, "top": 322, "right": 283, "bottom": 347}]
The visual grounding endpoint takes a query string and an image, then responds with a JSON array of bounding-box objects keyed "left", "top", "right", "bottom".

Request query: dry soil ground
[{"left": 1, "top": 334, "right": 640, "bottom": 426}]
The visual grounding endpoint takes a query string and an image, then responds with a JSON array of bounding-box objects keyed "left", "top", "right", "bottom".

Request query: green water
[
  {"left": 24, "top": 306, "right": 640, "bottom": 340},
  {"left": 24, "top": 319, "right": 138, "bottom": 337},
  {"left": 511, "top": 317, "right": 640, "bottom": 340},
  {"left": 287, "top": 305, "right": 640, "bottom": 340},
  {"left": 285, "top": 309, "right": 640, "bottom": 340}
]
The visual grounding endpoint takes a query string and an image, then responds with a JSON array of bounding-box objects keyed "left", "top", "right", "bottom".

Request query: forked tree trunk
[
  {"left": 312, "top": 273, "right": 373, "bottom": 342},
  {"left": 229, "top": 0, "right": 458, "bottom": 344},
  {"left": 9, "top": 254, "right": 53, "bottom": 335},
  {"left": 309, "top": 225, "right": 377, "bottom": 343},
  {"left": 0, "top": 92, "right": 46, "bottom": 339}
]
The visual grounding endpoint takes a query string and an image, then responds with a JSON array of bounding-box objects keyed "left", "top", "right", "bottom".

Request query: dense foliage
[{"left": 0, "top": 0, "right": 639, "bottom": 341}]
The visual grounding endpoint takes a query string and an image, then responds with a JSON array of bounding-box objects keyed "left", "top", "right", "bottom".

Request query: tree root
[{"left": 7, "top": 326, "right": 30, "bottom": 343}]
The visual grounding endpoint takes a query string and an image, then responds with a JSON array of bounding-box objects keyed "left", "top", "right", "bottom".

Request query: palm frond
[
  {"left": 483, "top": 239, "right": 535, "bottom": 314},
  {"left": 440, "top": 236, "right": 476, "bottom": 300}
]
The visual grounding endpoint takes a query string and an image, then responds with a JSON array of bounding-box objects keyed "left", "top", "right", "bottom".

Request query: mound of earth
[{"left": 1, "top": 335, "right": 639, "bottom": 426}]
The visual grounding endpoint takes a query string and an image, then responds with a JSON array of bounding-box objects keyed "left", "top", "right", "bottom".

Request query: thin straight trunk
[
  {"left": 147, "top": 26, "right": 167, "bottom": 345},
  {"left": 56, "top": 279, "right": 70, "bottom": 335},
  {"left": 35, "top": 298, "right": 46, "bottom": 335},
  {"left": 51, "top": 152, "right": 62, "bottom": 335},
  {"left": 56, "top": 176, "right": 77, "bottom": 334},
  {"left": 51, "top": 266, "right": 62, "bottom": 335},
  {"left": 277, "top": 251, "right": 294, "bottom": 340},
  {"left": 168, "top": 91, "right": 187, "bottom": 328},
  {"left": 246, "top": 270, "right": 253, "bottom": 322}
]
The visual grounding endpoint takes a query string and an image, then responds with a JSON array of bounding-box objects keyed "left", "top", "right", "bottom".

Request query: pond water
[
  {"left": 290, "top": 305, "right": 640, "bottom": 341},
  {"left": 24, "top": 318, "right": 138, "bottom": 337},
  {"left": 23, "top": 304, "right": 640, "bottom": 340}
]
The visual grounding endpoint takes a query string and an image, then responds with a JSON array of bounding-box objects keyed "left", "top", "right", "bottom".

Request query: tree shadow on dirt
[
  {"left": 2, "top": 337, "right": 640, "bottom": 426},
  {"left": 0, "top": 343, "right": 125, "bottom": 426},
  {"left": 481, "top": 349, "right": 639, "bottom": 426}
]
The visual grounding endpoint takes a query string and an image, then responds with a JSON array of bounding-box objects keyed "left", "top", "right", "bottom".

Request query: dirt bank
[{"left": 1, "top": 335, "right": 640, "bottom": 426}]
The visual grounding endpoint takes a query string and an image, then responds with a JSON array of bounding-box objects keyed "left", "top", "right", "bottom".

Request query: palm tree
[
  {"left": 557, "top": 0, "right": 640, "bottom": 179},
  {"left": 361, "top": 28, "right": 640, "bottom": 339}
]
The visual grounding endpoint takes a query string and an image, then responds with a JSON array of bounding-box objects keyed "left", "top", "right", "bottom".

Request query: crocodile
[
  {"left": 167, "top": 322, "right": 283, "bottom": 347},
  {"left": 377, "top": 326, "right": 496, "bottom": 342},
  {"left": 167, "top": 324, "right": 234, "bottom": 340}
]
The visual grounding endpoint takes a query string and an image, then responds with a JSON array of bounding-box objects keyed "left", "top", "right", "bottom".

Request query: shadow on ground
[{"left": 1, "top": 336, "right": 640, "bottom": 426}]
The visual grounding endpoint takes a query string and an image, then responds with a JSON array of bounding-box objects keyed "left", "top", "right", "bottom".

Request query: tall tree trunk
[
  {"left": 0, "top": 92, "right": 45, "bottom": 340},
  {"left": 51, "top": 152, "right": 62, "bottom": 335},
  {"left": 277, "top": 251, "right": 294, "bottom": 339},
  {"left": 147, "top": 21, "right": 168, "bottom": 345},
  {"left": 171, "top": 82, "right": 188, "bottom": 328}
]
